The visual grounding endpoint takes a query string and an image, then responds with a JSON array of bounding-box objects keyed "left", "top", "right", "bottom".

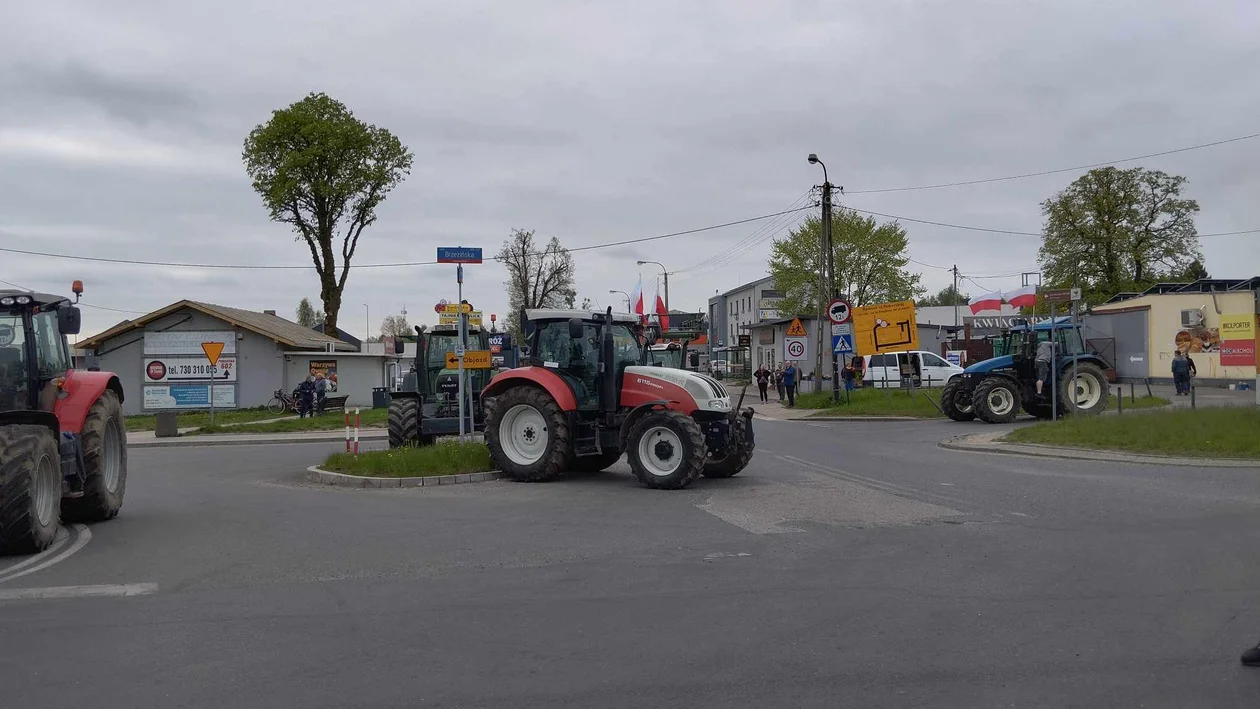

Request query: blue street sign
[
  {"left": 437, "top": 247, "right": 483, "bottom": 264},
  {"left": 833, "top": 334, "right": 854, "bottom": 354}
]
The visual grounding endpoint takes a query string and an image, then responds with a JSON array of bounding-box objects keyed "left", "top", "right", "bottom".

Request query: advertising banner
[
  {"left": 145, "top": 356, "right": 236, "bottom": 383},
  {"left": 143, "top": 384, "right": 237, "bottom": 410},
  {"left": 308, "top": 360, "right": 339, "bottom": 391}
]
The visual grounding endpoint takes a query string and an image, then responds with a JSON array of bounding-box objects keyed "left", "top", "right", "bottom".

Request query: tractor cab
[
  {"left": 0, "top": 290, "right": 82, "bottom": 414},
  {"left": 387, "top": 325, "right": 492, "bottom": 446},
  {"left": 646, "top": 342, "right": 687, "bottom": 370},
  {"left": 518, "top": 308, "right": 645, "bottom": 411}
]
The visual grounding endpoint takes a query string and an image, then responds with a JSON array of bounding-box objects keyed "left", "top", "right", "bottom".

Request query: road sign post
[
  {"left": 201, "top": 341, "right": 224, "bottom": 426},
  {"left": 828, "top": 299, "right": 851, "bottom": 402}
]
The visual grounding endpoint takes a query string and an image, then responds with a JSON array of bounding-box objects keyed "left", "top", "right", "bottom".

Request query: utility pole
[
  {"left": 808, "top": 154, "right": 830, "bottom": 396},
  {"left": 951, "top": 265, "right": 960, "bottom": 329}
]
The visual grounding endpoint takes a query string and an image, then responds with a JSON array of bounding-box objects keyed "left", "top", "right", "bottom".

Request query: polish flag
[
  {"left": 969, "top": 291, "right": 1004, "bottom": 314},
  {"left": 1002, "top": 285, "right": 1037, "bottom": 309},
  {"left": 655, "top": 290, "right": 670, "bottom": 331},
  {"left": 630, "top": 277, "right": 646, "bottom": 323}
]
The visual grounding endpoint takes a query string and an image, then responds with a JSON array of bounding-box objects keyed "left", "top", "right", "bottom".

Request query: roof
[
  {"left": 1175, "top": 278, "right": 1246, "bottom": 293},
  {"left": 745, "top": 315, "right": 816, "bottom": 328},
  {"left": 78, "top": 300, "right": 355, "bottom": 350},
  {"left": 524, "top": 309, "right": 641, "bottom": 323},
  {"left": 707, "top": 275, "right": 776, "bottom": 301},
  {"left": 1010, "top": 316, "right": 1074, "bottom": 331}
]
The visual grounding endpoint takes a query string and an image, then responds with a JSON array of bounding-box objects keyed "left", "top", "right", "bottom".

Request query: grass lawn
[
  {"left": 323, "top": 441, "right": 493, "bottom": 477},
  {"left": 794, "top": 387, "right": 945, "bottom": 418},
  {"left": 1005, "top": 407, "right": 1260, "bottom": 458},
  {"left": 190, "top": 407, "right": 388, "bottom": 435},
  {"left": 125, "top": 407, "right": 288, "bottom": 432}
]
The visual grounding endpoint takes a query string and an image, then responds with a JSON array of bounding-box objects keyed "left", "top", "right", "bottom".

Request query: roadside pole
[
  {"left": 823, "top": 180, "right": 841, "bottom": 403},
  {"left": 1050, "top": 301, "right": 1058, "bottom": 421},
  {"left": 457, "top": 264, "right": 466, "bottom": 441}
]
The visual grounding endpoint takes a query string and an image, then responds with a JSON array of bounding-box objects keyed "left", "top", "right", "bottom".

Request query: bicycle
[{"left": 267, "top": 388, "right": 300, "bottom": 414}]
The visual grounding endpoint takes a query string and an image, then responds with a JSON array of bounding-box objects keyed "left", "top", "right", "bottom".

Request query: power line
[
  {"left": 0, "top": 206, "right": 818, "bottom": 271},
  {"left": 844, "top": 130, "right": 1260, "bottom": 195},
  {"left": 0, "top": 277, "right": 146, "bottom": 314},
  {"left": 845, "top": 206, "right": 1260, "bottom": 240},
  {"left": 674, "top": 190, "right": 816, "bottom": 274}
]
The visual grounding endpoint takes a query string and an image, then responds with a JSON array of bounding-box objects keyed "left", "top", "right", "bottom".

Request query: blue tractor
[{"left": 941, "top": 317, "right": 1111, "bottom": 424}]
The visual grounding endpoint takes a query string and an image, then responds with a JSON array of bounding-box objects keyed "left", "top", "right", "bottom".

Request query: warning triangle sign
[
  {"left": 201, "top": 341, "right": 225, "bottom": 367},
  {"left": 785, "top": 318, "right": 808, "bottom": 337}
]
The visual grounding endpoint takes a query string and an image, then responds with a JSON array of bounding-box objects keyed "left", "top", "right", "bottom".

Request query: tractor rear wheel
[
  {"left": 703, "top": 415, "right": 753, "bottom": 479},
  {"left": 941, "top": 377, "right": 976, "bottom": 422},
  {"left": 972, "top": 377, "right": 1021, "bottom": 424},
  {"left": 387, "top": 397, "right": 421, "bottom": 448},
  {"left": 0, "top": 424, "right": 61, "bottom": 554},
  {"left": 627, "top": 410, "right": 707, "bottom": 490},
  {"left": 486, "top": 386, "right": 570, "bottom": 482},
  {"left": 62, "top": 390, "right": 127, "bottom": 523},
  {"left": 568, "top": 451, "right": 621, "bottom": 475},
  {"left": 1059, "top": 362, "right": 1110, "bottom": 416}
]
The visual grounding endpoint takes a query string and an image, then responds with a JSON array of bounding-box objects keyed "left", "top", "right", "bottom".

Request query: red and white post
[
  {"left": 354, "top": 407, "right": 361, "bottom": 456},
  {"left": 344, "top": 409, "right": 351, "bottom": 454}
]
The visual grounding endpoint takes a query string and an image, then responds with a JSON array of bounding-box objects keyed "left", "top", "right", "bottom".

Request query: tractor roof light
[
  {"left": 0, "top": 297, "right": 14, "bottom": 306},
  {"left": 14, "top": 295, "right": 31, "bottom": 305}
]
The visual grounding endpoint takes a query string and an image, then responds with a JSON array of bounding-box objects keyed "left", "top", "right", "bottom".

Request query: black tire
[
  {"left": 485, "top": 386, "right": 570, "bottom": 482},
  {"left": 267, "top": 398, "right": 285, "bottom": 415},
  {"left": 1022, "top": 400, "right": 1054, "bottom": 419},
  {"left": 62, "top": 390, "right": 128, "bottom": 523},
  {"left": 1059, "top": 362, "right": 1110, "bottom": 416},
  {"left": 0, "top": 425, "right": 61, "bottom": 554},
  {"left": 568, "top": 451, "right": 621, "bottom": 475},
  {"left": 941, "top": 378, "right": 976, "bottom": 422},
  {"left": 626, "top": 409, "right": 707, "bottom": 490},
  {"left": 703, "top": 415, "right": 753, "bottom": 479},
  {"left": 972, "top": 377, "right": 1021, "bottom": 424},
  {"left": 387, "top": 397, "right": 420, "bottom": 448}
]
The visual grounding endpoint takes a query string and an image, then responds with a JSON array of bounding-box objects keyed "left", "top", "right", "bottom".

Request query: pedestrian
[
  {"left": 782, "top": 361, "right": 798, "bottom": 407},
  {"left": 297, "top": 375, "right": 315, "bottom": 418},
  {"left": 843, "top": 361, "right": 856, "bottom": 391},
  {"left": 1171, "top": 350, "right": 1191, "bottom": 395},
  {"left": 774, "top": 364, "right": 786, "bottom": 402},
  {"left": 852, "top": 355, "right": 865, "bottom": 388},
  {"left": 755, "top": 365, "right": 770, "bottom": 403},
  {"left": 1186, "top": 352, "right": 1197, "bottom": 392},
  {"left": 314, "top": 372, "right": 328, "bottom": 414},
  {"left": 1034, "top": 336, "right": 1056, "bottom": 399}
]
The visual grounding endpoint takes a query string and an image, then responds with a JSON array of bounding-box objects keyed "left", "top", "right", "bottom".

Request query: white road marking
[
  {"left": 0, "top": 524, "right": 92, "bottom": 584},
  {"left": 0, "top": 527, "right": 71, "bottom": 579},
  {"left": 0, "top": 583, "right": 157, "bottom": 601}
]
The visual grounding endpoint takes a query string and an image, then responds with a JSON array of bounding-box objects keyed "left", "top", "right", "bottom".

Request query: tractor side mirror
[
  {"left": 58, "top": 306, "right": 82, "bottom": 336},
  {"left": 568, "top": 318, "right": 584, "bottom": 339}
]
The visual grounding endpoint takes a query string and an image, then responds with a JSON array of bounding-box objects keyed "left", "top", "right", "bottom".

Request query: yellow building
[{"left": 1088, "top": 279, "right": 1258, "bottom": 383}]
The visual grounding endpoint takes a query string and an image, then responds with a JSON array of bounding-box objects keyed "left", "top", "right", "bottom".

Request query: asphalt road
[{"left": 1, "top": 417, "right": 1259, "bottom": 707}]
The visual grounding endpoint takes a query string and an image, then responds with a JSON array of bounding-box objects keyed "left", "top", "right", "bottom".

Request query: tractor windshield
[
  {"left": 0, "top": 312, "right": 29, "bottom": 410},
  {"left": 648, "top": 346, "right": 683, "bottom": 369}
]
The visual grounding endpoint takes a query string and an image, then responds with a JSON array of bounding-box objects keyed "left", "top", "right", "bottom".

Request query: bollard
[
  {"left": 1190, "top": 385, "right": 1196, "bottom": 410},
  {"left": 344, "top": 409, "right": 351, "bottom": 454},
  {"left": 354, "top": 408, "right": 361, "bottom": 456},
  {"left": 1117, "top": 387, "right": 1122, "bottom": 415},
  {"left": 1129, "top": 381, "right": 1135, "bottom": 402}
]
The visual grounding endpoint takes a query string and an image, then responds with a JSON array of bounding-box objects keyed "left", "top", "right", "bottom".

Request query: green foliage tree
[
  {"left": 915, "top": 285, "right": 970, "bottom": 307},
  {"left": 243, "top": 92, "right": 414, "bottom": 333},
  {"left": 497, "top": 228, "right": 576, "bottom": 339},
  {"left": 769, "top": 209, "right": 923, "bottom": 315},
  {"left": 295, "top": 297, "right": 324, "bottom": 328},
  {"left": 1038, "top": 167, "right": 1201, "bottom": 303},
  {"left": 1180, "top": 259, "right": 1210, "bottom": 281}
]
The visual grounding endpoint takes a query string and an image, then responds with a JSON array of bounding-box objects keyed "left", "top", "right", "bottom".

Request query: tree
[
  {"left": 769, "top": 210, "right": 923, "bottom": 316},
  {"left": 1038, "top": 166, "right": 1201, "bottom": 303},
  {"left": 1180, "top": 259, "right": 1210, "bottom": 281},
  {"left": 579, "top": 297, "right": 593, "bottom": 310},
  {"left": 915, "top": 285, "right": 970, "bottom": 307},
  {"left": 379, "top": 313, "right": 410, "bottom": 339},
  {"left": 295, "top": 297, "right": 324, "bottom": 328},
  {"left": 243, "top": 92, "right": 414, "bottom": 333},
  {"left": 497, "top": 228, "right": 576, "bottom": 338}
]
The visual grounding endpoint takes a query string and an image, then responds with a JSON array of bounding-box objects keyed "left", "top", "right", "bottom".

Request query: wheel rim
[
  {"left": 34, "top": 449, "right": 57, "bottom": 527},
  {"left": 499, "top": 404, "right": 548, "bottom": 466},
  {"left": 986, "top": 387, "right": 1015, "bottom": 416},
  {"left": 1071, "top": 373, "right": 1101, "bottom": 409},
  {"left": 637, "top": 425, "right": 684, "bottom": 477},
  {"left": 103, "top": 418, "right": 122, "bottom": 493},
  {"left": 956, "top": 395, "right": 973, "bottom": 413}
]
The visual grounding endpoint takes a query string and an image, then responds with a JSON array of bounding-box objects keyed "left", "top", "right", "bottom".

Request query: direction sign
[
  {"left": 785, "top": 317, "right": 808, "bottom": 337},
  {"left": 436, "top": 247, "right": 483, "bottom": 264},
  {"left": 832, "top": 322, "right": 853, "bottom": 337},
  {"left": 446, "top": 350, "right": 492, "bottom": 369},
  {"left": 784, "top": 336, "right": 808, "bottom": 361},
  {"left": 200, "top": 341, "right": 225, "bottom": 367},
  {"left": 737, "top": 334, "right": 751, "bottom": 348},
  {"left": 436, "top": 302, "right": 474, "bottom": 314},
  {"left": 852, "top": 300, "right": 919, "bottom": 356},
  {"left": 828, "top": 298, "right": 852, "bottom": 324},
  {"left": 1045, "top": 288, "right": 1073, "bottom": 303},
  {"left": 833, "top": 334, "right": 854, "bottom": 354},
  {"left": 439, "top": 311, "right": 483, "bottom": 327}
]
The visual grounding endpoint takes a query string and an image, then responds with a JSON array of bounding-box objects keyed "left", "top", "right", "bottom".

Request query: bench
[{"left": 319, "top": 394, "right": 350, "bottom": 414}]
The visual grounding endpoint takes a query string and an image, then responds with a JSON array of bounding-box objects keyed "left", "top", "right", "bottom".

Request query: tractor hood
[
  {"left": 623, "top": 365, "right": 732, "bottom": 412},
  {"left": 964, "top": 355, "right": 1014, "bottom": 374}
]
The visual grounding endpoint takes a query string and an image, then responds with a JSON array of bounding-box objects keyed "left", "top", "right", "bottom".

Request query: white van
[{"left": 860, "top": 351, "right": 963, "bottom": 388}]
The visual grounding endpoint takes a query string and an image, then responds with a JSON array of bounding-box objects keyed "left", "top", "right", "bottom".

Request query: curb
[
  {"left": 799, "top": 415, "right": 921, "bottom": 422},
  {"left": 130, "top": 431, "right": 388, "bottom": 449},
  {"left": 305, "top": 465, "right": 504, "bottom": 488},
  {"left": 938, "top": 432, "right": 1260, "bottom": 468}
]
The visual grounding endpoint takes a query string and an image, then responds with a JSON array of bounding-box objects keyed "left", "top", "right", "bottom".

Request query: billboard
[
  {"left": 308, "top": 360, "right": 339, "bottom": 391},
  {"left": 143, "top": 384, "right": 236, "bottom": 410},
  {"left": 144, "top": 356, "right": 236, "bottom": 383}
]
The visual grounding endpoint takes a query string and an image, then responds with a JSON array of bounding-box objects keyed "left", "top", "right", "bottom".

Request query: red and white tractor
[
  {"left": 0, "top": 282, "right": 127, "bottom": 554},
  {"left": 482, "top": 308, "right": 754, "bottom": 489}
]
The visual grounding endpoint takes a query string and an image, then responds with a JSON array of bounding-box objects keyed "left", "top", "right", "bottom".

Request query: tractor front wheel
[
  {"left": 972, "top": 377, "right": 1021, "bottom": 424},
  {"left": 627, "top": 410, "right": 707, "bottom": 490},
  {"left": 1059, "top": 362, "right": 1110, "bottom": 416},
  {"left": 0, "top": 424, "right": 61, "bottom": 554},
  {"left": 486, "top": 386, "right": 570, "bottom": 482},
  {"left": 62, "top": 390, "right": 127, "bottom": 523},
  {"left": 941, "top": 377, "right": 976, "bottom": 422}
]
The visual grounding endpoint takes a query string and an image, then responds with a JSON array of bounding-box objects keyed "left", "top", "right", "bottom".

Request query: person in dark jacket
[
  {"left": 782, "top": 361, "right": 798, "bottom": 407},
  {"left": 755, "top": 365, "right": 771, "bottom": 402},
  {"left": 298, "top": 376, "right": 316, "bottom": 418},
  {"left": 314, "top": 372, "right": 328, "bottom": 414},
  {"left": 1171, "top": 350, "right": 1191, "bottom": 395}
]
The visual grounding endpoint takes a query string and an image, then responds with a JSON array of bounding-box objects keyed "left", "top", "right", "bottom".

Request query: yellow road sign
[
  {"left": 852, "top": 300, "right": 919, "bottom": 356},
  {"left": 437, "top": 303, "right": 473, "bottom": 314},
  {"left": 445, "top": 350, "right": 492, "bottom": 369},
  {"left": 439, "top": 311, "right": 483, "bottom": 327},
  {"left": 785, "top": 317, "right": 808, "bottom": 337},
  {"left": 200, "top": 341, "right": 225, "bottom": 367}
]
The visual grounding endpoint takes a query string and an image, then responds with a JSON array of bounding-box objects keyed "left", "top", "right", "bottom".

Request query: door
[
  {"left": 918, "top": 351, "right": 956, "bottom": 387},
  {"left": 866, "top": 354, "right": 892, "bottom": 388},
  {"left": 31, "top": 310, "right": 70, "bottom": 412},
  {"left": 534, "top": 321, "right": 600, "bottom": 410}
]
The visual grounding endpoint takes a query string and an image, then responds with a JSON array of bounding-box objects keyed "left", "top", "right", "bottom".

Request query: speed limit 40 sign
[{"left": 784, "top": 336, "right": 808, "bottom": 361}]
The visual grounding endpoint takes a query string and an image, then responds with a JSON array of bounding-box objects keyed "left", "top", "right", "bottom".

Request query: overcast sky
[{"left": 2, "top": 0, "right": 1258, "bottom": 340}]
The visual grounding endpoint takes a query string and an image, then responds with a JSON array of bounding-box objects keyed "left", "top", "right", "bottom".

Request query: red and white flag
[
  {"left": 1002, "top": 285, "right": 1037, "bottom": 309},
  {"left": 655, "top": 289, "right": 670, "bottom": 331},
  {"left": 630, "top": 277, "right": 646, "bottom": 323},
  {"left": 968, "top": 291, "right": 1004, "bottom": 314}
]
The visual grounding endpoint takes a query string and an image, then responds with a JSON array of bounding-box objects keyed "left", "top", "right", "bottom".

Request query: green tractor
[
  {"left": 942, "top": 317, "right": 1111, "bottom": 424},
  {"left": 387, "top": 325, "right": 493, "bottom": 446}
]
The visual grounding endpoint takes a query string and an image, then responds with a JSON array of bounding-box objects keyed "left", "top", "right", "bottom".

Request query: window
[
  {"left": 868, "top": 354, "right": 888, "bottom": 367},
  {"left": 0, "top": 314, "right": 29, "bottom": 407},
  {"left": 31, "top": 311, "right": 68, "bottom": 379},
  {"left": 921, "top": 352, "right": 950, "bottom": 368}
]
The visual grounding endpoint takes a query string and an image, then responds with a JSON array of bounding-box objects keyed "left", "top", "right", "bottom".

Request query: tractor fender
[
  {"left": 618, "top": 400, "right": 672, "bottom": 448},
  {"left": 55, "top": 370, "right": 123, "bottom": 435},
  {"left": 480, "top": 367, "right": 577, "bottom": 412},
  {"left": 0, "top": 410, "right": 60, "bottom": 438}
]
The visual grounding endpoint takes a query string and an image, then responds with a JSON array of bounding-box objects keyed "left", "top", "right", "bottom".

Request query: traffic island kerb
[
  {"left": 939, "top": 431, "right": 1260, "bottom": 468},
  {"left": 306, "top": 465, "right": 504, "bottom": 488}
]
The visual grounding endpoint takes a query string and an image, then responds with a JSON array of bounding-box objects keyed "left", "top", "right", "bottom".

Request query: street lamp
[
  {"left": 808, "top": 153, "right": 838, "bottom": 402},
  {"left": 609, "top": 289, "right": 630, "bottom": 313},
  {"left": 636, "top": 260, "right": 670, "bottom": 312}
]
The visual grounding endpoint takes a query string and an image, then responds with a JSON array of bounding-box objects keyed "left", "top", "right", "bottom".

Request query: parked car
[{"left": 861, "top": 351, "right": 963, "bottom": 388}]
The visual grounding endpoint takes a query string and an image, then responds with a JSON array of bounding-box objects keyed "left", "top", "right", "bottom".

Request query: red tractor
[
  {"left": 482, "top": 308, "right": 755, "bottom": 489},
  {"left": 0, "top": 282, "right": 127, "bottom": 554}
]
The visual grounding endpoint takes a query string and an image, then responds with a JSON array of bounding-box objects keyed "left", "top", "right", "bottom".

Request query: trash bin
[
  {"left": 155, "top": 411, "right": 179, "bottom": 438},
  {"left": 371, "top": 387, "right": 391, "bottom": 409}
]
